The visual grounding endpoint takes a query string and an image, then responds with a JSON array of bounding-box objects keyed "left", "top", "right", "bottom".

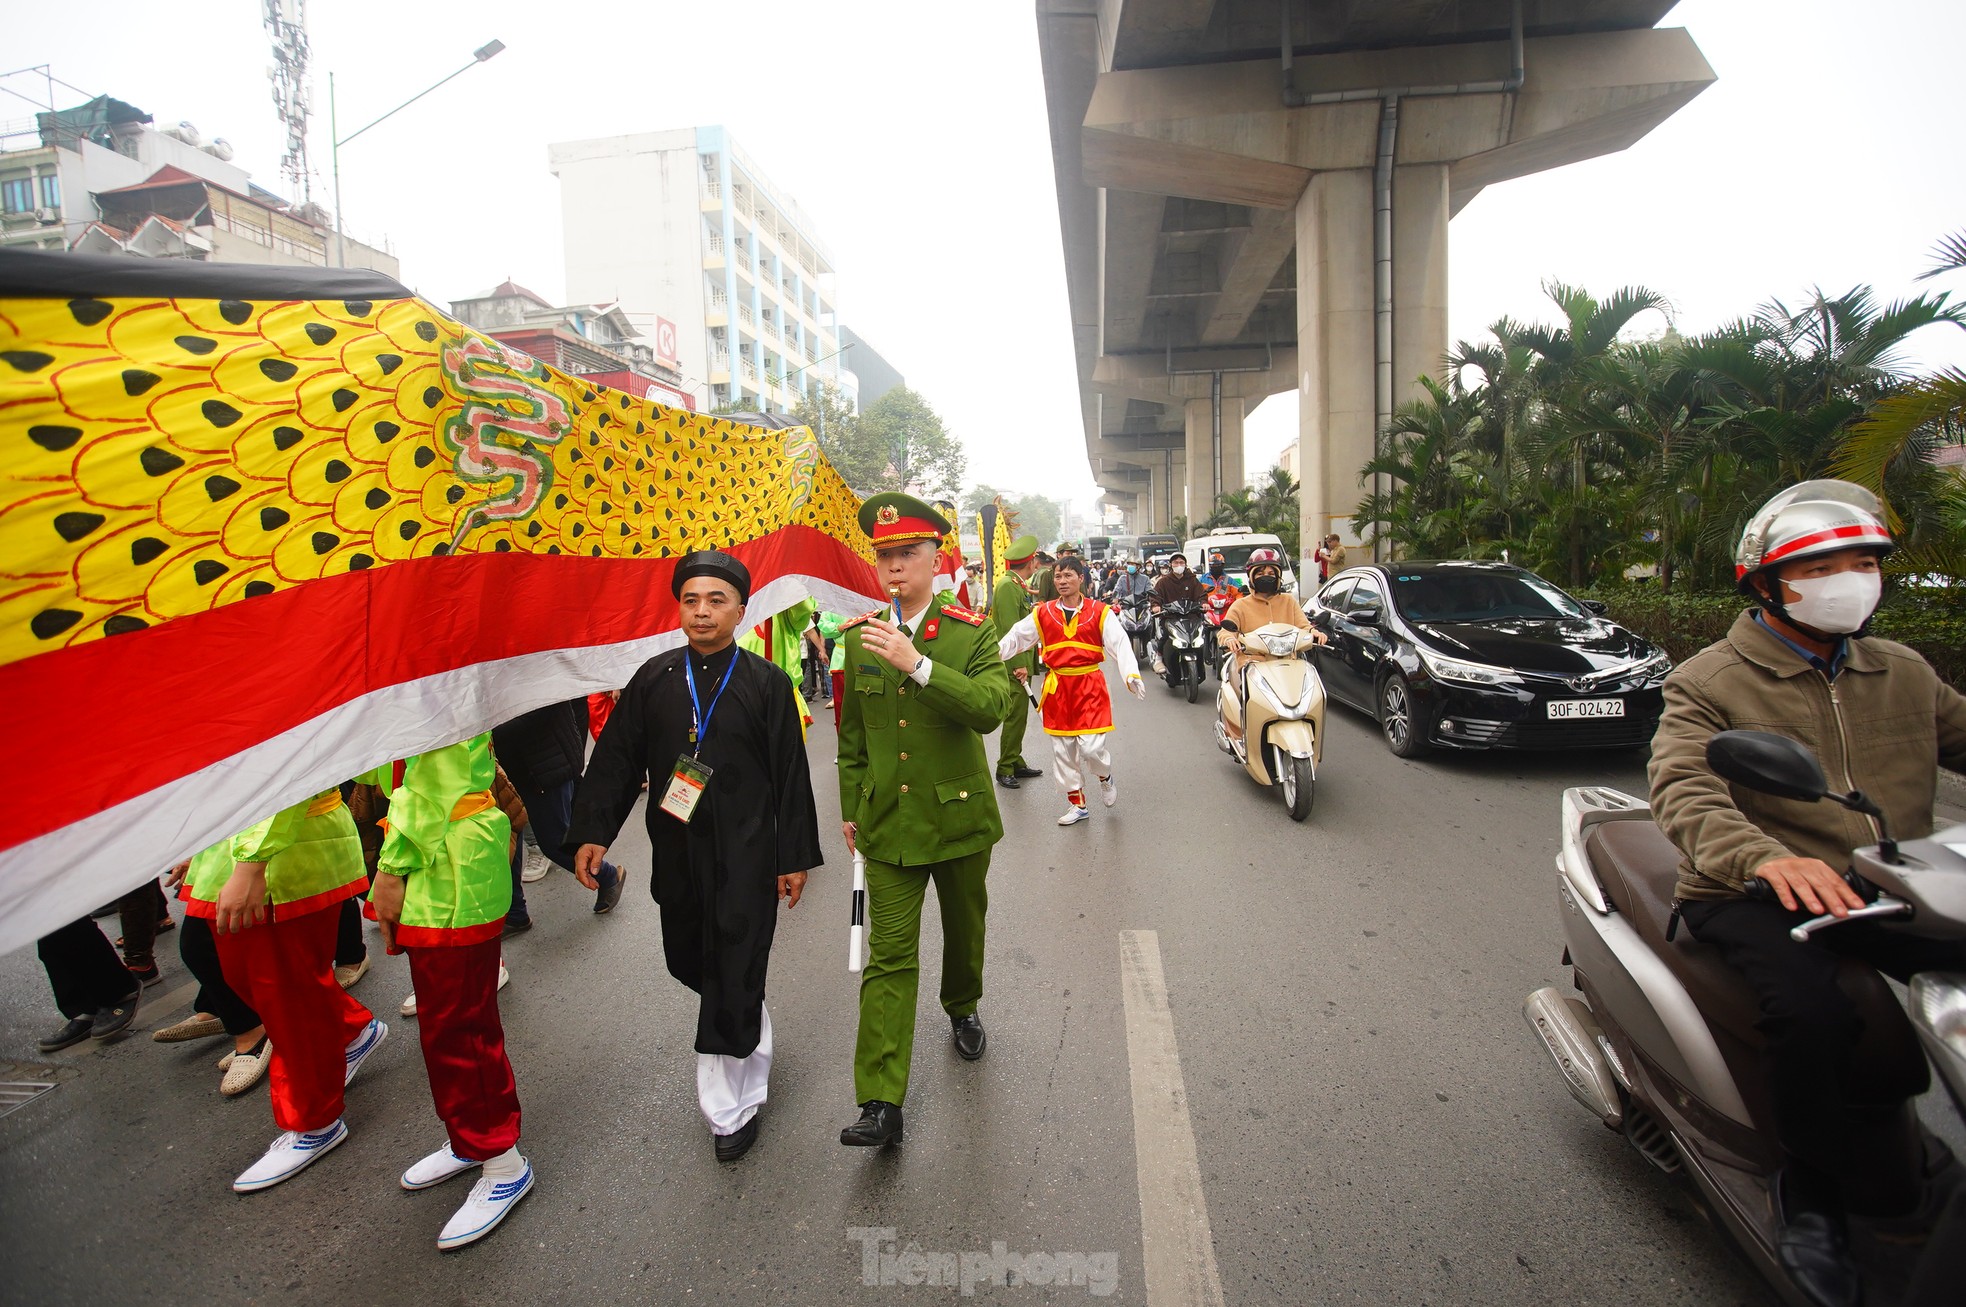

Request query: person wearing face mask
[{"left": 1649, "top": 480, "right": 1966, "bottom": 1307}]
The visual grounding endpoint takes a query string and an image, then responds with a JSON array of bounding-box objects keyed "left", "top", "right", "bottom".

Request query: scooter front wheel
[
  {"left": 1277, "top": 748, "right": 1314, "bottom": 821},
  {"left": 1186, "top": 668, "right": 1200, "bottom": 703}
]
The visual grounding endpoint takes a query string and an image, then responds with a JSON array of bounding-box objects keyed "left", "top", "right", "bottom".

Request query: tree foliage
[
  {"left": 790, "top": 382, "right": 967, "bottom": 499},
  {"left": 1350, "top": 273, "right": 1966, "bottom": 592}
]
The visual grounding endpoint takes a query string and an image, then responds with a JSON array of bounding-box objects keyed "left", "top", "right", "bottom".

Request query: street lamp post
[{"left": 330, "top": 39, "right": 504, "bottom": 269}]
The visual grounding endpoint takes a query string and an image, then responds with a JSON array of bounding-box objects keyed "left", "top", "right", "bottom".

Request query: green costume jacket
[
  {"left": 363, "top": 733, "right": 513, "bottom": 947},
  {"left": 181, "top": 789, "right": 367, "bottom": 922},
  {"left": 993, "top": 571, "right": 1039, "bottom": 674},
  {"left": 838, "top": 591, "right": 1013, "bottom": 866}
]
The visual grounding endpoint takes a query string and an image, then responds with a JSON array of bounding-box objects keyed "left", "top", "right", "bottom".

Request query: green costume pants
[
  {"left": 996, "top": 669, "right": 1031, "bottom": 777},
  {"left": 853, "top": 850, "right": 991, "bottom": 1105}
]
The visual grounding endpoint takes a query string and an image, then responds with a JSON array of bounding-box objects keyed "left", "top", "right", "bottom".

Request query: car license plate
[{"left": 1548, "top": 697, "right": 1625, "bottom": 720}]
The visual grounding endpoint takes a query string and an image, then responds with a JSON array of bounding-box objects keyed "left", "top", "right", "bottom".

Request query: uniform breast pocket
[
  {"left": 934, "top": 770, "right": 995, "bottom": 843},
  {"left": 854, "top": 673, "right": 891, "bottom": 727}
]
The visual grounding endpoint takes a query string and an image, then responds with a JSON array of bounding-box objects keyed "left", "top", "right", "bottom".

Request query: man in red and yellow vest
[{"left": 996, "top": 554, "right": 1145, "bottom": 826}]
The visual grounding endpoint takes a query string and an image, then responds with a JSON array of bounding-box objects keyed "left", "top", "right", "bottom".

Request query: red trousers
[
  {"left": 215, "top": 906, "right": 373, "bottom": 1133},
  {"left": 831, "top": 670, "right": 845, "bottom": 730},
  {"left": 406, "top": 936, "right": 521, "bottom": 1160}
]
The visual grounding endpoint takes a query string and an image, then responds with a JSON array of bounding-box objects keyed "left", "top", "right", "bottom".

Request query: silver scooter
[{"left": 1524, "top": 730, "right": 1966, "bottom": 1307}]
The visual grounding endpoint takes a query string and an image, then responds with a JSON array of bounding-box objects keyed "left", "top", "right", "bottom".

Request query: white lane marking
[{"left": 1120, "top": 929, "right": 1226, "bottom": 1307}]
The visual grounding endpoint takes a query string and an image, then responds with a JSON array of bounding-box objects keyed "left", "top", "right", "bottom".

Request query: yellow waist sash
[
  {"left": 1040, "top": 662, "right": 1103, "bottom": 702},
  {"left": 304, "top": 792, "right": 346, "bottom": 818},
  {"left": 450, "top": 790, "right": 498, "bottom": 821}
]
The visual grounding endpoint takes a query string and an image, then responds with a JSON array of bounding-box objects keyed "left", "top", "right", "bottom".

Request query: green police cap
[
  {"left": 858, "top": 491, "right": 951, "bottom": 549},
  {"left": 1004, "top": 534, "right": 1039, "bottom": 564}
]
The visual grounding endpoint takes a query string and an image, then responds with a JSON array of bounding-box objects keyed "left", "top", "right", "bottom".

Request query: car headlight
[
  {"left": 1633, "top": 651, "right": 1673, "bottom": 682},
  {"left": 1909, "top": 974, "right": 1966, "bottom": 1109},
  {"left": 1417, "top": 646, "right": 1520, "bottom": 687}
]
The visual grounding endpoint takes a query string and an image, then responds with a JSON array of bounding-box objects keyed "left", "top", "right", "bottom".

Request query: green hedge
[{"left": 1574, "top": 583, "right": 1965, "bottom": 690}]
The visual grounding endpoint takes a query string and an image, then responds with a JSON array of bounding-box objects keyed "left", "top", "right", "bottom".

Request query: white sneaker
[
  {"left": 402, "top": 1144, "right": 482, "bottom": 1191},
  {"left": 233, "top": 1120, "right": 347, "bottom": 1192},
  {"left": 498, "top": 961, "right": 510, "bottom": 991},
  {"left": 1057, "top": 805, "right": 1090, "bottom": 827},
  {"left": 436, "top": 1161, "right": 534, "bottom": 1249},
  {"left": 1099, "top": 775, "right": 1118, "bottom": 808},
  {"left": 401, "top": 991, "right": 417, "bottom": 1019},
  {"left": 519, "top": 842, "right": 550, "bottom": 884},
  {"left": 343, "top": 1017, "right": 387, "bottom": 1087}
]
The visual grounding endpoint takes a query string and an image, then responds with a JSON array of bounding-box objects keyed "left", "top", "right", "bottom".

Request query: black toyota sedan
[{"left": 1306, "top": 561, "right": 1671, "bottom": 757}]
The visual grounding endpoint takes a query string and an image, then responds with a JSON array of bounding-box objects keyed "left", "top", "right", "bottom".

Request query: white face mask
[{"left": 1783, "top": 570, "right": 1881, "bottom": 635}]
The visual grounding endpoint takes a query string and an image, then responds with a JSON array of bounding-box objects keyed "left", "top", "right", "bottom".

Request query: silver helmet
[{"left": 1734, "top": 479, "right": 1893, "bottom": 586}]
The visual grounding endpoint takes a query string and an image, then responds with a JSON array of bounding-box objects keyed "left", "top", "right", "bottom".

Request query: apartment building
[{"left": 550, "top": 125, "right": 847, "bottom": 416}]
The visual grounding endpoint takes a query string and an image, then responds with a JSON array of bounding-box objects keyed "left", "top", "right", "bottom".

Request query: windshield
[
  {"left": 1390, "top": 571, "right": 1590, "bottom": 622},
  {"left": 1201, "top": 543, "right": 1280, "bottom": 570}
]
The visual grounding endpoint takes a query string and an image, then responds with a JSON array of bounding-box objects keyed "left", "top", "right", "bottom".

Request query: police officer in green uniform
[
  {"left": 992, "top": 534, "right": 1045, "bottom": 789},
  {"left": 837, "top": 493, "right": 1013, "bottom": 1148}
]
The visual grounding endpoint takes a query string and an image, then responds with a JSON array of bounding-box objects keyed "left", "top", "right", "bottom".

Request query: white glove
[{"left": 1127, "top": 674, "right": 1147, "bottom": 701}]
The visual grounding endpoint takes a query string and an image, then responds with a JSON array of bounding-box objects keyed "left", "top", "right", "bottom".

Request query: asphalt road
[{"left": 3, "top": 668, "right": 1962, "bottom": 1306}]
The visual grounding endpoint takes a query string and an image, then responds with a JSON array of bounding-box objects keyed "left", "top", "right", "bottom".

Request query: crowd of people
[{"left": 22, "top": 479, "right": 1966, "bottom": 1305}]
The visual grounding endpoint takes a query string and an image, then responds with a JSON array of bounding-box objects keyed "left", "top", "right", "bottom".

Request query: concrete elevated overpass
[{"left": 1036, "top": 0, "right": 1714, "bottom": 550}]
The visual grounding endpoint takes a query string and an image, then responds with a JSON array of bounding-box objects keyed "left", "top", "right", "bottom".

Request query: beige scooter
[{"left": 1214, "top": 620, "right": 1327, "bottom": 821}]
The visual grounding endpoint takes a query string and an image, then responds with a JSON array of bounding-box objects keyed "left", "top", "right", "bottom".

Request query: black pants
[
  {"left": 116, "top": 880, "right": 165, "bottom": 969},
  {"left": 1683, "top": 897, "right": 1966, "bottom": 1215},
  {"left": 176, "top": 915, "right": 262, "bottom": 1036},
  {"left": 333, "top": 895, "right": 366, "bottom": 968},
  {"left": 37, "top": 917, "right": 135, "bottom": 1019}
]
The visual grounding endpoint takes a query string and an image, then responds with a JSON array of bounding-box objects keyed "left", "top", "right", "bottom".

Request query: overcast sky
[{"left": 8, "top": 1, "right": 1963, "bottom": 517}]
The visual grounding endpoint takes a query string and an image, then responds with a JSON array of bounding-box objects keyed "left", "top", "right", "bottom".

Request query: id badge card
[{"left": 659, "top": 755, "right": 714, "bottom": 823}]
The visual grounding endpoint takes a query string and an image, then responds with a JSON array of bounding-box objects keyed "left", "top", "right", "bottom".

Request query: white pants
[
  {"left": 1051, "top": 733, "right": 1113, "bottom": 798},
  {"left": 697, "top": 1003, "right": 772, "bottom": 1135}
]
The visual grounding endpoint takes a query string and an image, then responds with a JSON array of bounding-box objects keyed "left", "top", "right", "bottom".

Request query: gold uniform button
[
  {"left": 900, "top": 784, "right": 910, "bottom": 794},
  {"left": 899, "top": 719, "right": 909, "bottom": 728},
  {"left": 959, "top": 790, "right": 969, "bottom": 799},
  {"left": 899, "top": 752, "right": 910, "bottom": 761}
]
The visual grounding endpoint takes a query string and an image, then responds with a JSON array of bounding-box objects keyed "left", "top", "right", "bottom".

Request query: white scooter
[{"left": 1213, "top": 619, "right": 1326, "bottom": 822}]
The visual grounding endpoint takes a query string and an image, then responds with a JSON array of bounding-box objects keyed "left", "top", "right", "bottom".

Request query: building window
[
  {"left": 39, "top": 174, "right": 59, "bottom": 209},
  {"left": 0, "top": 178, "right": 33, "bottom": 213}
]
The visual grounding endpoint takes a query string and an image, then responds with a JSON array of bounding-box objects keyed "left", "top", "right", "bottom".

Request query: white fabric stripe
[
  {"left": 697, "top": 1003, "right": 773, "bottom": 1135},
  {"left": 0, "top": 573, "right": 880, "bottom": 956}
]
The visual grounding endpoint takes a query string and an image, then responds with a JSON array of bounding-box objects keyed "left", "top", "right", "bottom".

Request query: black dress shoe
[
  {"left": 952, "top": 1013, "right": 986, "bottom": 1061},
  {"left": 840, "top": 1100, "right": 903, "bottom": 1147},
  {"left": 38, "top": 1016, "right": 94, "bottom": 1052},
  {"left": 715, "top": 1115, "right": 759, "bottom": 1162},
  {"left": 89, "top": 991, "right": 141, "bottom": 1040},
  {"left": 1775, "top": 1171, "right": 1861, "bottom": 1307},
  {"left": 1013, "top": 767, "right": 1043, "bottom": 779},
  {"left": 996, "top": 774, "right": 1020, "bottom": 790}
]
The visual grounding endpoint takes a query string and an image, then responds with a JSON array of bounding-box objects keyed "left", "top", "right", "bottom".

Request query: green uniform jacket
[
  {"left": 993, "top": 571, "right": 1038, "bottom": 674},
  {"left": 839, "top": 591, "right": 1013, "bottom": 866}
]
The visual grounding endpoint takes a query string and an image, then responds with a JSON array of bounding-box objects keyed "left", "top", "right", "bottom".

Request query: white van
[{"left": 1183, "top": 528, "right": 1298, "bottom": 592}]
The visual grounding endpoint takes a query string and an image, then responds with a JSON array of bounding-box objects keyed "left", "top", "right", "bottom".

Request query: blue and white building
[{"left": 551, "top": 125, "right": 848, "bottom": 416}]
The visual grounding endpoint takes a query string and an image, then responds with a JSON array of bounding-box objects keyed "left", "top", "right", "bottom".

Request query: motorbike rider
[
  {"left": 1148, "top": 553, "right": 1209, "bottom": 674},
  {"left": 1216, "top": 549, "right": 1325, "bottom": 739},
  {"left": 1204, "top": 555, "right": 1241, "bottom": 614},
  {"left": 1648, "top": 480, "right": 1966, "bottom": 1307}
]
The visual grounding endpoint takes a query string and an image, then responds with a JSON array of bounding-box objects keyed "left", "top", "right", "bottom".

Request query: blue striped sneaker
[
  {"left": 343, "top": 1017, "right": 387, "bottom": 1087},
  {"left": 437, "top": 1160, "right": 534, "bottom": 1250},
  {"left": 233, "top": 1120, "right": 348, "bottom": 1192}
]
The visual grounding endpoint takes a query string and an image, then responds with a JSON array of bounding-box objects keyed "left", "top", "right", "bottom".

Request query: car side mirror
[
  {"left": 1705, "top": 730, "right": 1827, "bottom": 802},
  {"left": 1581, "top": 599, "right": 1608, "bottom": 615},
  {"left": 1350, "top": 605, "right": 1381, "bottom": 626}
]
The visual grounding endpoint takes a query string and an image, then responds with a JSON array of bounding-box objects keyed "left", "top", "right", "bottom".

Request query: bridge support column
[{"left": 1182, "top": 395, "right": 1243, "bottom": 527}]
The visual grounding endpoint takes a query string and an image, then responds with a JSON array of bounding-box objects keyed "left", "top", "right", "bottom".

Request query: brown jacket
[{"left": 1649, "top": 609, "right": 1966, "bottom": 901}]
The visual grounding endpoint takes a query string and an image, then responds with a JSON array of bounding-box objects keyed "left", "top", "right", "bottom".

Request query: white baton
[{"left": 848, "top": 849, "right": 867, "bottom": 973}]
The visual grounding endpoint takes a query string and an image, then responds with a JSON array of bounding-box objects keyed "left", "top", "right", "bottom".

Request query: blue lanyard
[{"left": 684, "top": 649, "right": 740, "bottom": 757}]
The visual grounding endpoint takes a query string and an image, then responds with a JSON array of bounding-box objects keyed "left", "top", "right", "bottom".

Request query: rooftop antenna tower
[{"left": 264, "top": 0, "right": 312, "bottom": 202}]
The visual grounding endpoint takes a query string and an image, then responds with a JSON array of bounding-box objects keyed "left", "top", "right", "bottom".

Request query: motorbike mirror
[
  {"left": 1705, "top": 730, "right": 1828, "bottom": 802},
  {"left": 1219, "top": 619, "right": 1238, "bottom": 633}
]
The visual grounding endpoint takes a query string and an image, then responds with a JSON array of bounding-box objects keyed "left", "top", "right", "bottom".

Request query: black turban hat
[{"left": 671, "top": 550, "right": 752, "bottom": 604}]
